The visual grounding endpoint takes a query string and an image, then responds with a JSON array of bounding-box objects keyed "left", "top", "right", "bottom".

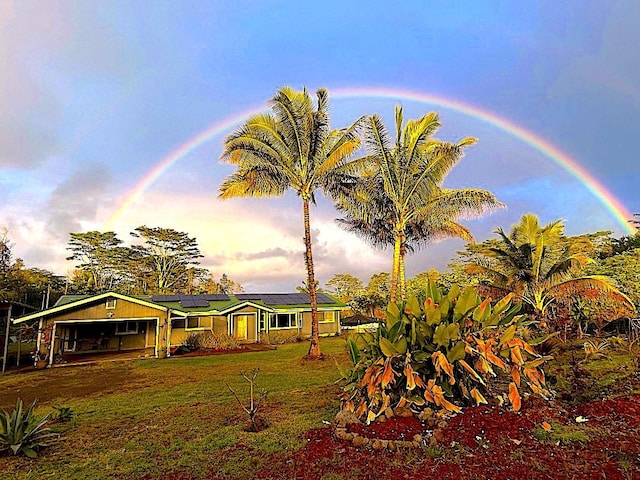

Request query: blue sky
[{"left": 1, "top": 1, "right": 638, "bottom": 291}]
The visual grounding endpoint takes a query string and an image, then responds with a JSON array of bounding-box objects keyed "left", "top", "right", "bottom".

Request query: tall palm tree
[
  {"left": 219, "top": 87, "right": 362, "bottom": 358},
  {"left": 332, "top": 107, "right": 503, "bottom": 301},
  {"left": 465, "top": 213, "right": 634, "bottom": 322},
  {"left": 337, "top": 185, "right": 476, "bottom": 298}
]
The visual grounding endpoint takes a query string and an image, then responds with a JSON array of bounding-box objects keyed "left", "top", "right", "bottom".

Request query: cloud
[
  {"left": 45, "top": 162, "right": 114, "bottom": 240},
  {"left": 0, "top": 62, "right": 61, "bottom": 169},
  {"left": 236, "top": 247, "right": 294, "bottom": 261}
]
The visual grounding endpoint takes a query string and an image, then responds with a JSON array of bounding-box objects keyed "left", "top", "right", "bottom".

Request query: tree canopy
[
  {"left": 332, "top": 106, "right": 502, "bottom": 301},
  {"left": 462, "top": 213, "right": 635, "bottom": 326}
]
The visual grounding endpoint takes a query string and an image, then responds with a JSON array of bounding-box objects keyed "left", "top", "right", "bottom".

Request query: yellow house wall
[
  {"left": 299, "top": 311, "right": 341, "bottom": 336},
  {"left": 213, "top": 316, "right": 228, "bottom": 334},
  {"left": 53, "top": 299, "right": 164, "bottom": 323},
  {"left": 38, "top": 297, "right": 168, "bottom": 359},
  {"left": 170, "top": 315, "right": 214, "bottom": 346}
]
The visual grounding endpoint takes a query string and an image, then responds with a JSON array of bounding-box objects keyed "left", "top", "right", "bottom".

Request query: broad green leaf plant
[
  {"left": 340, "top": 281, "right": 551, "bottom": 423},
  {"left": 0, "top": 399, "right": 57, "bottom": 458}
]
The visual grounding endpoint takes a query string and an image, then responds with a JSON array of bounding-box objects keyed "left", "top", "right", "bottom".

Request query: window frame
[
  {"left": 171, "top": 318, "right": 186, "bottom": 329},
  {"left": 269, "top": 312, "right": 298, "bottom": 330},
  {"left": 319, "top": 311, "right": 336, "bottom": 323},
  {"left": 106, "top": 299, "right": 117, "bottom": 310},
  {"left": 185, "top": 317, "right": 205, "bottom": 331},
  {"left": 115, "top": 321, "right": 138, "bottom": 335}
]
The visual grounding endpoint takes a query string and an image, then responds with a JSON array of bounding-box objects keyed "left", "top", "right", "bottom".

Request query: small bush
[
  {"left": 260, "top": 331, "right": 306, "bottom": 345},
  {"left": 182, "top": 331, "right": 240, "bottom": 351},
  {"left": 53, "top": 406, "right": 74, "bottom": 423},
  {"left": 182, "top": 332, "right": 202, "bottom": 351},
  {"left": 198, "top": 332, "right": 241, "bottom": 350},
  {"left": 0, "top": 399, "right": 57, "bottom": 458}
]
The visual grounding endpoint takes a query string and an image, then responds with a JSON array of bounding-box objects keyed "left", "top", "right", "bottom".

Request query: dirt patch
[
  {"left": 251, "top": 395, "right": 640, "bottom": 480},
  {"left": 0, "top": 363, "right": 145, "bottom": 410}
]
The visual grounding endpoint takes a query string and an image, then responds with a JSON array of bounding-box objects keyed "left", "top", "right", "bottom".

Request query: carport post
[
  {"left": 48, "top": 322, "right": 57, "bottom": 366},
  {"left": 1, "top": 305, "right": 11, "bottom": 373}
]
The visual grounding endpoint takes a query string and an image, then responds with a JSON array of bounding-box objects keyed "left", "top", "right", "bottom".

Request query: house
[{"left": 13, "top": 291, "right": 347, "bottom": 366}]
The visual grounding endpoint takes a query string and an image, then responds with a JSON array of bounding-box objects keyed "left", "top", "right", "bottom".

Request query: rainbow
[{"left": 104, "top": 86, "right": 635, "bottom": 234}]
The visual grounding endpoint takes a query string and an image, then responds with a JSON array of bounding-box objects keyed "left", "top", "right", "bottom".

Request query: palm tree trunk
[
  {"left": 399, "top": 233, "right": 406, "bottom": 301},
  {"left": 303, "top": 199, "right": 321, "bottom": 358},
  {"left": 390, "top": 232, "right": 402, "bottom": 302}
]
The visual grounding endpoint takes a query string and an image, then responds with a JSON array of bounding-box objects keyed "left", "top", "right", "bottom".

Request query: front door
[{"left": 233, "top": 314, "right": 251, "bottom": 340}]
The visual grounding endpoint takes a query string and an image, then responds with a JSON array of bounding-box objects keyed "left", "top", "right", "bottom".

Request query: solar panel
[
  {"left": 317, "top": 294, "right": 336, "bottom": 304},
  {"left": 236, "top": 294, "right": 264, "bottom": 301},
  {"left": 203, "top": 294, "right": 229, "bottom": 301},
  {"left": 152, "top": 295, "right": 186, "bottom": 303},
  {"left": 179, "top": 298, "right": 210, "bottom": 308},
  {"left": 256, "top": 293, "right": 337, "bottom": 305}
]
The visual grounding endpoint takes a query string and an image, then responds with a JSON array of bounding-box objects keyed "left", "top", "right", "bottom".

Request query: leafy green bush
[
  {"left": 0, "top": 399, "right": 57, "bottom": 458},
  {"left": 182, "top": 331, "right": 240, "bottom": 351},
  {"left": 53, "top": 406, "right": 74, "bottom": 423},
  {"left": 260, "top": 331, "right": 306, "bottom": 345},
  {"left": 339, "top": 282, "right": 551, "bottom": 423}
]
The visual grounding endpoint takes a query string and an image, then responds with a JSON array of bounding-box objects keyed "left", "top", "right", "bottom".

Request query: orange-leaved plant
[{"left": 339, "top": 281, "right": 551, "bottom": 423}]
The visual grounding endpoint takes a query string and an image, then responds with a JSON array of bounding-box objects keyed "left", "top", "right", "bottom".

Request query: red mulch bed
[
  {"left": 171, "top": 344, "right": 275, "bottom": 358},
  {"left": 248, "top": 394, "right": 640, "bottom": 480}
]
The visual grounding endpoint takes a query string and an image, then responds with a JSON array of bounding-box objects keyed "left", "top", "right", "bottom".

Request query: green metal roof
[{"left": 48, "top": 292, "right": 346, "bottom": 316}]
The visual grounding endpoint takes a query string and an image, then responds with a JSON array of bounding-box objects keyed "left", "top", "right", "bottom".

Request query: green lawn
[
  {"left": 2, "top": 335, "right": 638, "bottom": 479},
  {"left": 0, "top": 337, "right": 351, "bottom": 479}
]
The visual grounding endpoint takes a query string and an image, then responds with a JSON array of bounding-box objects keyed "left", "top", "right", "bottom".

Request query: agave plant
[
  {"left": 339, "top": 281, "right": 551, "bottom": 423},
  {"left": 0, "top": 399, "right": 57, "bottom": 458}
]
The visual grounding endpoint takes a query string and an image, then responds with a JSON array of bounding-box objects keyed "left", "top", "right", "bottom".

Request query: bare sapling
[{"left": 227, "top": 368, "right": 268, "bottom": 432}]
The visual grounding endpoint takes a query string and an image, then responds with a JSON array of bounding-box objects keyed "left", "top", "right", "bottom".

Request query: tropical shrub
[
  {"left": 260, "top": 331, "right": 306, "bottom": 345},
  {"left": 182, "top": 332, "right": 202, "bottom": 351},
  {"left": 182, "top": 331, "right": 240, "bottom": 351},
  {"left": 198, "top": 332, "right": 240, "bottom": 350},
  {"left": 53, "top": 406, "right": 74, "bottom": 423},
  {"left": 339, "top": 282, "right": 551, "bottom": 423},
  {"left": 0, "top": 399, "right": 57, "bottom": 458}
]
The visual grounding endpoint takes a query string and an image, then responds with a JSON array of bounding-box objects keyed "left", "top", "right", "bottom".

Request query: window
[
  {"left": 186, "top": 317, "right": 203, "bottom": 330},
  {"left": 319, "top": 311, "right": 336, "bottom": 323},
  {"left": 269, "top": 313, "right": 298, "bottom": 329},
  {"left": 106, "top": 299, "right": 116, "bottom": 309},
  {"left": 172, "top": 318, "right": 186, "bottom": 329},
  {"left": 259, "top": 312, "right": 265, "bottom": 331},
  {"left": 115, "top": 321, "right": 138, "bottom": 335}
]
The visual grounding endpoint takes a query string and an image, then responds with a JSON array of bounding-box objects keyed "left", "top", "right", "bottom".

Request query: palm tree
[
  {"left": 219, "top": 87, "right": 362, "bottom": 358},
  {"left": 337, "top": 186, "right": 476, "bottom": 298},
  {"left": 465, "top": 213, "right": 634, "bottom": 323},
  {"left": 332, "top": 107, "right": 503, "bottom": 301}
]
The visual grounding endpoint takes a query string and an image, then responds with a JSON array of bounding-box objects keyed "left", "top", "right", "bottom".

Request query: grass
[
  {"left": 1, "top": 334, "right": 638, "bottom": 479},
  {"left": 545, "top": 337, "right": 640, "bottom": 402},
  {"left": 0, "top": 337, "right": 351, "bottom": 479},
  {"left": 532, "top": 422, "right": 592, "bottom": 446}
]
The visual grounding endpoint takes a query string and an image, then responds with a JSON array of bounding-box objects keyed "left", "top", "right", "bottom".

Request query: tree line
[
  {"left": 325, "top": 213, "right": 640, "bottom": 332},
  {"left": 0, "top": 226, "right": 244, "bottom": 307}
]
